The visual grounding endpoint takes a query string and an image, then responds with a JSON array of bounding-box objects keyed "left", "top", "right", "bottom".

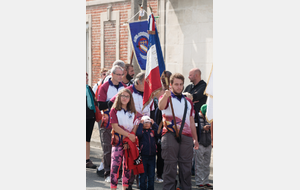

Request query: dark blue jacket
[{"left": 136, "top": 123, "right": 160, "bottom": 156}]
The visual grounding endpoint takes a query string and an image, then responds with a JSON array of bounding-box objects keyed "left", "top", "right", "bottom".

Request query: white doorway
[{"left": 86, "top": 14, "right": 92, "bottom": 86}]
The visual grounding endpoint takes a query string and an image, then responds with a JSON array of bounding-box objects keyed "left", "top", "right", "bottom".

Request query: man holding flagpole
[{"left": 158, "top": 73, "right": 199, "bottom": 190}]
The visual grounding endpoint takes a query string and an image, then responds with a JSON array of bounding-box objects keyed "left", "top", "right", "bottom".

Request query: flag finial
[{"left": 147, "top": 11, "right": 155, "bottom": 35}]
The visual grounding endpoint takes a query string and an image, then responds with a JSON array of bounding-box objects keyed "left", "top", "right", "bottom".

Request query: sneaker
[
  {"left": 204, "top": 184, "right": 213, "bottom": 189},
  {"left": 96, "top": 169, "right": 104, "bottom": 177},
  {"left": 155, "top": 177, "right": 164, "bottom": 183},
  {"left": 105, "top": 176, "right": 111, "bottom": 183},
  {"left": 126, "top": 185, "right": 133, "bottom": 190},
  {"left": 86, "top": 160, "right": 97, "bottom": 169},
  {"left": 196, "top": 184, "right": 204, "bottom": 189}
]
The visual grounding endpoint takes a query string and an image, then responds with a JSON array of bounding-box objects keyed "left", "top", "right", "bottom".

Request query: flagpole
[
  {"left": 145, "top": 7, "right": 179, "bottom": 138},
  {"left": 129, "top": 50, "right": 134, "bottom": 65}
]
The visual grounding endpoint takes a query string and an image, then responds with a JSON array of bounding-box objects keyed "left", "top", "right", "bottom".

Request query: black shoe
[
  {"left": 96, "top": 169, "right": 104, "bottom": 177},
  {"left": 126, "top": 185, "right": 133, "bottom": 190},
  {"left": 86, "top": 160, "right": 97, "bottom": 169},
  {"left": 204, "top": 184, "right": 213, "bottom": 189}
]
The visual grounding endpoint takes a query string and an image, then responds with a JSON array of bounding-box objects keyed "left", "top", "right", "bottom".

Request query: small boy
[
  {"left": 136, "top": 116, "right": 160, "bottom": 190},
  {"left": 195, "top": 104, "right": 213, "bottom": 189}
]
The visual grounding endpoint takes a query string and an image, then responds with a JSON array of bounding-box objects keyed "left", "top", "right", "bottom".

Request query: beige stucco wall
[{"left": 164, "top": 0, "right": 213, "bottom": 86}]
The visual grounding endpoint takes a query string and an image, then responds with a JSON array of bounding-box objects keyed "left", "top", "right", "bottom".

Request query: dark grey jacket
[
  {"left": 198, "top": 114, "right": 211, "bottom": 147},
  {"left": 184, "top": 80, "right": 207, "bottom": 113}
]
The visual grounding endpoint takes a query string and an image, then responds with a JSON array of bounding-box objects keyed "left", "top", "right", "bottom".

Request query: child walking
[
  {"left": 109, "top": 88, "right": 138, "bottom": 190},
  {"left": 195, "top": 104, "right": 213, "bottom": 189},
  {"left": 136, "top": 115, "right": 160, "bottom": 190}
]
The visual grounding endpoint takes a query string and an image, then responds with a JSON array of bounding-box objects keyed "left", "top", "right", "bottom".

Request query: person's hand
[
  {"left": 128, "top": 133, "right": 136, "bottom": 143},
  {"left": 203, "top": 125, "right": 210, "bottom": 131},
  {"left": 140, "top": 119, "right": 144, "bottom": 124},
  {"left": 102, "top": 114, "right": 108, "bottom": 122},
  {"left": 150, "top": 119, "right": 154, "bottom": 124},
  {"left": 193, "top": 140, "right": 199, "bottom": 150},
  {"left": 123, "top": 143, "right": 129, "bottom": 150},
  {"left": 182, "top": 92, "right": 193, "bottom": 101},
  {"left": 156, "top": 87, "right": 165, "bottom": 98},
  {"left": 164, "top": 90, "right": 171, "bottom": 98}
]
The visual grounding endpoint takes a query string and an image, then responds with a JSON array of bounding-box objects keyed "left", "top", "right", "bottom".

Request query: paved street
[{"left": 87, "top": 125, "right": 213, "bottom": 190}]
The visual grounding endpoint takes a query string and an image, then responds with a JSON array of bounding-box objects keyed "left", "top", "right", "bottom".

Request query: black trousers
[
  {"left": 86, "top": 118, "right": 95, "bottom": 142},
  {"left": 156, "top": 142, "right": 164, "bottom": 178}
]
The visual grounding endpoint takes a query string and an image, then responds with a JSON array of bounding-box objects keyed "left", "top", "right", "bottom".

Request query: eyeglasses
[
  {"left": 114, "top": 73, "right": 123, "bottom": 76},
  {"left": 120, "top": 94, "right": 130, "bottom": 99}
]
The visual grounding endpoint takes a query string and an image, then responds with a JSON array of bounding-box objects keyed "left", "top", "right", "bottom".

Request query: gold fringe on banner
[{"left": 147, "top": 30, "right": 155, "bottom": 35}]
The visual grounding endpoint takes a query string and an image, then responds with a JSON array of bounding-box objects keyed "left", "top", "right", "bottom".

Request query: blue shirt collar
[
  {"left": 132, "top": 84, "right": 143, "bottom": 96},
  {"left": 171, "top": 91, "right": 184, "bottom": 102},
  {"left": 108, "top": 78, "right": 124, "bottom": 89},
  {"left": 121, "top": 108, "right": 128, "bottom": 113}
]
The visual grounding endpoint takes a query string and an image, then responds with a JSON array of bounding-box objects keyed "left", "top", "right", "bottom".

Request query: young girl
[{"left": 109, "top": 88, "right": 137, "bottom": 190}]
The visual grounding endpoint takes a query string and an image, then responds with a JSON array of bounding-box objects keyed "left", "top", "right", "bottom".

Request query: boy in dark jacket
[
  {"left": 195, "top": 104, "right": 213, "bottom": 189},
  {"left": 136, "top": 116, "right": 160, "bottom": 190}
]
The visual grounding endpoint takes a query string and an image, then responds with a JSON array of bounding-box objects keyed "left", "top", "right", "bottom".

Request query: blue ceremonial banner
[{"left": 128, "top": 20, "right": 149, "bottom": 70}]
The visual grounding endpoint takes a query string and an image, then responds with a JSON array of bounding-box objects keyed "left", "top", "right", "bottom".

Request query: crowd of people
[{"left": 86, "top": 60, "right": 213, "bottom": 190}]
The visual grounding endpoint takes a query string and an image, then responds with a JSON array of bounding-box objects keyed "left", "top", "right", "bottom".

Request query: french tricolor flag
[{"left": 143, "top": 13, "right": 166, "bottom": 109}]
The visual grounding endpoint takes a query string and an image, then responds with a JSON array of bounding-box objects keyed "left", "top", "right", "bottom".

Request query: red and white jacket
[{"left": 123, "top": 133, "right": 144, "bottom": 175}]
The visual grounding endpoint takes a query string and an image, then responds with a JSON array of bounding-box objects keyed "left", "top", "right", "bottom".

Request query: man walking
[{"left": 97, "top": 65, "right": 127, "bottom": 183}]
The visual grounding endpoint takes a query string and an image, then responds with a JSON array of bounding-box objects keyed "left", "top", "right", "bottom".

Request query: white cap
[{"left": 141, "top": 116, "right": 151, "bottom": 123}]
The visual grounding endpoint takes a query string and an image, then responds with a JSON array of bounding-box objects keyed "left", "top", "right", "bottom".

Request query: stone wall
[{"left": 164, "top": 0, "right": 213, "bottom": 85}]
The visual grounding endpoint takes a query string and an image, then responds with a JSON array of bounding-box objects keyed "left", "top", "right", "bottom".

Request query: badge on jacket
[{"left": 150, "top": 132, "right": 154, "bottom": 137}]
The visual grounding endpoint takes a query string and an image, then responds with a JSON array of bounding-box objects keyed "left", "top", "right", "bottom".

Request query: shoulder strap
[{"left": 179, "top": 97, "right": 188, "bottom": 136}]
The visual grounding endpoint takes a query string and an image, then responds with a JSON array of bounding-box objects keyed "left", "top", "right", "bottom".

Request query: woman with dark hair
[
  {"left": 109, "top": 88, "right": 138, "bottom": 190},
  {"left": 86, "top": 73, "right": 97, "bottom": 168}
]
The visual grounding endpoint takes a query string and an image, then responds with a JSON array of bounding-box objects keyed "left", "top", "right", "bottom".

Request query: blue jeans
[{"left": 139, "top": 155, "right": 155, "bottom": 190}]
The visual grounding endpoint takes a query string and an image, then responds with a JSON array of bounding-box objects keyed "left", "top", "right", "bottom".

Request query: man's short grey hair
[
  {"left": 111, "top": 66, "right": 124, "bottom": 74},
  {"left": 134, "top": 72, "right": 145, "bottom": 85},
  {"left": 112, "top": 60, "right": 125, "bottom": 68}
]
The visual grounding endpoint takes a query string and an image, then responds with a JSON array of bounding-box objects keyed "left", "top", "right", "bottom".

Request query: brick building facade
[{"left": 86, "top": 0, "right": 213, "bottom": 87}]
